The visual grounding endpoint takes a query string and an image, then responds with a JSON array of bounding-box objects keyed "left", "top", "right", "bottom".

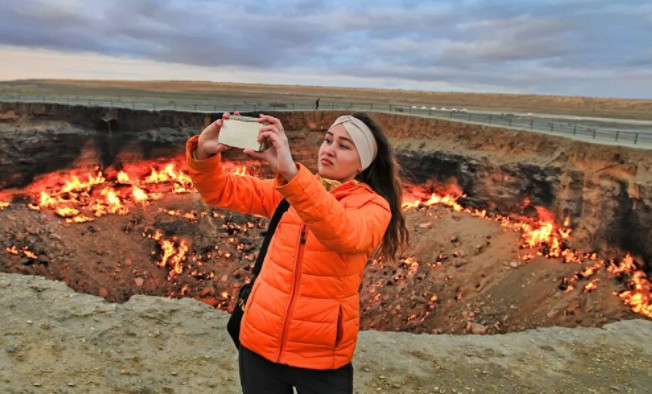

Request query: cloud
[{"left": 0, "top": 0, "right": 650, "bottom": 98}]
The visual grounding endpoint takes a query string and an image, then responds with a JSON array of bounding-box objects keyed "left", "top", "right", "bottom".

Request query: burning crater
[{"left": 0, "top": 102, "right": 650, "bottom": 335}]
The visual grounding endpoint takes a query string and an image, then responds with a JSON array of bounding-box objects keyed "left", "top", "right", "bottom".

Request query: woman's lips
[{"left": 321, "top": 158, "right": 333, "bottom": 165}]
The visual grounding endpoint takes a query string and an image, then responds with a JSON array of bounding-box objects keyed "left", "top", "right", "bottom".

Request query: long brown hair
[{"left": 352, "top": 112, "right": 409, "bottom": 262}]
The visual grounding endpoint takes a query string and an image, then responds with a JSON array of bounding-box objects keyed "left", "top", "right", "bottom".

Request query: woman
[{"left": 186, "top": 111, "right": 409, "bottom": 394}]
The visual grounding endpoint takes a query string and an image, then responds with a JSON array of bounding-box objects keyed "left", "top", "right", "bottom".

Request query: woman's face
[{"left": 317, "top": 124, "right": 362, "bottom": 183}]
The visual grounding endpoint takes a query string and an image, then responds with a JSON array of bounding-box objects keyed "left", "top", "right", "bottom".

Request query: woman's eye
[{"left": 340, "top": 144, "right": 349, "bottom": 149}]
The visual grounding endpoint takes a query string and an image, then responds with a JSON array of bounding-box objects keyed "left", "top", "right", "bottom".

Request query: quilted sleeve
[
  {"left": 185, "top": 135, "right": 282, "bottom": 218},
  {"left": 274, "top": 162, "right": 391, "bottom": 253}
]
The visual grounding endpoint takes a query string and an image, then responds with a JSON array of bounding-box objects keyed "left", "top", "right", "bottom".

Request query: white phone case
[{"left": 218, "top": 116, "right": 270, "bottom": 151}]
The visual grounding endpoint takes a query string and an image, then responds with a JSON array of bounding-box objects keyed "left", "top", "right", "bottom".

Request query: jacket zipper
[{"left": 276, "top": 223, "right": 307, "bottom": 363}]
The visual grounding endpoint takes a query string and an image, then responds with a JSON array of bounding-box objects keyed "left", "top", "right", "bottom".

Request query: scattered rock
[{"left": 465, "top": 322, "right": 489, "bottom": 334}]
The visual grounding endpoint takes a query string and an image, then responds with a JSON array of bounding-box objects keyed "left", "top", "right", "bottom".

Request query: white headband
[{"left": 328, "top": 115, "right": 378, "bottom": 171}]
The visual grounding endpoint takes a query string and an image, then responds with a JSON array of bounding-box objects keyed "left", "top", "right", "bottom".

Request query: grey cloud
[{"left": 0, "top": 0, "right": 651, "bottom": 97}]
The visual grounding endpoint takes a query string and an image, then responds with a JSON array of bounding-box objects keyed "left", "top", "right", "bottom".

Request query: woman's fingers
[
  {"left": 242, "top": 149, "right": 265, "bottom": 160},
  {"left": 258, "top": 124, "right": 285, "bottom": 138},
  {"left": 258, "top": 114, "right": 284, "bottom": 133},
  {"left": 234, "top": 111, "right": 241, "bottom": 116},
  {"left": 257, "top": 130, "right": 280, "bottom": 146}
]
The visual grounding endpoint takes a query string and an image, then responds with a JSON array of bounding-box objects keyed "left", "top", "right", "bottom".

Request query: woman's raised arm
[{"left": 185, "top": 113, "right": 283, "bottom": 218}]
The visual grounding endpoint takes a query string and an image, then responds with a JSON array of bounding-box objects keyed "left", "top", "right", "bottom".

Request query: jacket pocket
[
  {"left": 244, "top": 280, "right": 261, "bottom": 313},
  {"left": 334, "top": 304, "right": 343, "bottom": 349}
]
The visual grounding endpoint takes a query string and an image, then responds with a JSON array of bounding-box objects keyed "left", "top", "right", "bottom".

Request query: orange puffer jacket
[{"left": 185, "top": 135, "right": 392, "bottom": 370}]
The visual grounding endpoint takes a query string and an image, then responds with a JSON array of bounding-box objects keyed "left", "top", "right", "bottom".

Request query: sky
[{"left": 1, "top": 0, "right": 651, "bottom": 99}]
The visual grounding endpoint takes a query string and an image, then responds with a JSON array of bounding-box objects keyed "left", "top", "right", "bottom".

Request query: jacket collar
[{"left": 314, "top": 172, "right": 373, "bottom": 195}]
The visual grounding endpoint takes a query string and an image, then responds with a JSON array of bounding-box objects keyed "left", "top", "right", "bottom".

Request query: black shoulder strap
[{"left": 251, "top": 199, "right": 290, "bottom": 279}]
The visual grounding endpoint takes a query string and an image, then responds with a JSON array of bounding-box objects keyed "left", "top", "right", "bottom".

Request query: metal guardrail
[{"left": 1, "top": 94, "right": 651, "bottom": 148}]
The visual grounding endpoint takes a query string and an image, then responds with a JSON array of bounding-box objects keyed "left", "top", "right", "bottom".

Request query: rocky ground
[{"left": 1, "top": 273, "right": 650, "bottom": 393}]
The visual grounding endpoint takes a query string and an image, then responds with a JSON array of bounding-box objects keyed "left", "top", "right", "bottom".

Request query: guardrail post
[
  {"left": 530, "top": 119, "right": 533, "bottom": 129},
  {"left": 593, "top": 129, "right": 596, "bottom": 139},
  {"left": 615, "top": 131, "right": 619, "bottom": 141},
  {"left": 449, "top": 111, "right": 452, "bottom": 118},
  {"left": 508, "top": 119, "right": 512, "bottom": 126},
  {"left": 573, "top": 125, "right": 577, "bottom": 135},
  {"left": 634, "top": 133, "right": 639, "bottom": 144},
  {"left": 389, "top": 104, "right": 392, "bottom": 112},
  {"left": 550, "top": 124, "right": 553, "bottom": 132}
]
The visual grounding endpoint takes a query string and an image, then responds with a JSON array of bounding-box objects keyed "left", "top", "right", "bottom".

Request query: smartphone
[{"left": 218, "top": 115, "right": 270, "bottom": 152}]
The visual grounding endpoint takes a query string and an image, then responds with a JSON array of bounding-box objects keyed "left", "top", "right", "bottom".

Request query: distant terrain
[{"left": 2, "top": 79, "right": 652, "bottom": 121}]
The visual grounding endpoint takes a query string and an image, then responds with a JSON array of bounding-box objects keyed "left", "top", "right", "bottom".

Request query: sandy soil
[{"left": 1, "top": 273, "right": 650, "bottom": 393}]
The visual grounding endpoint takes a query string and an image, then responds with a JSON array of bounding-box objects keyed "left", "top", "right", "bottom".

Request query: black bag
[{"left": 227, "top": 198, "right": 290, "bottom": 350}]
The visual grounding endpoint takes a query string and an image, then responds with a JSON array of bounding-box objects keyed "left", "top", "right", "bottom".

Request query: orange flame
[
  {"left": 117, "top": 171, "right": 131, "bottom": 184},
  {"left": 607, "top": 253, "right": 638, "bottom": 275},
  {"left": 617, "top": 271, "right": 652, "bottom": 318},
  {"left": 583, "top": 278, "right": 599, "bottom": 292}
]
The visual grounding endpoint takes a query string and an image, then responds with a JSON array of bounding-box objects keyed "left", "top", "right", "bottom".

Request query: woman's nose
[{"left": 323, "top": 144, "right": 336, "bottom": 156}]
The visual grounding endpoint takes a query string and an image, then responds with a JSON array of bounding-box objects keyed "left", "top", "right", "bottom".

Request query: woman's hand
[
  {"left": 243, "top": 114, "right": 298, "bottom": 182},
  {"left": 196, "top": 111, "right": 241, "bottom": 160}
]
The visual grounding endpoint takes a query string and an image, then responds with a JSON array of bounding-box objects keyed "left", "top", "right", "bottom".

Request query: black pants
[{"left": 238, "top": 345, "right": 353, "bottom": 394}]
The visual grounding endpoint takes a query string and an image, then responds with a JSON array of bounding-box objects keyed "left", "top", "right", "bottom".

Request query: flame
[
  {"left": 5, "top": 245, "right": 37, "bottom": 259},
  {"left": 17, "top": 159, "right": 208, "bottom": 223},
  {"left": 0, "top": 201, "right": 9, "bottom": 210},
  {"left": 55, "top": 207, "right": 80, "bottom": 218},
  {"left": 156, "top": 237, "right": 189, "bottom": 280},
  {"left": 617, "top": 271, "right": 652, "bottom": 318},
  {"left": 607, "top": 253, "right": 637, "bottom": 275},
  {"left": 583, "top": 278, "right": 599, "bottom": 292},
  {"left": 131, "top": 186, "right": 149, "bottom": 204},
  {"left": 23, "top": 248, "right": 37, "bottom": 259},
  {"left": 117, "top": 171, "right": 131, "bottom": 184}
]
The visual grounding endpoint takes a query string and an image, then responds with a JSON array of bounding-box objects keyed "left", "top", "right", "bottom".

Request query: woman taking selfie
[{"left": 186, "top": 111, "right": 409, "bottom": 394}]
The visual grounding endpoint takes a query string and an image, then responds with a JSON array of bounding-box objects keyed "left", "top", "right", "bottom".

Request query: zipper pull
[{"left": 300, "top": 226, "right": 306, "bottom": 244}]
